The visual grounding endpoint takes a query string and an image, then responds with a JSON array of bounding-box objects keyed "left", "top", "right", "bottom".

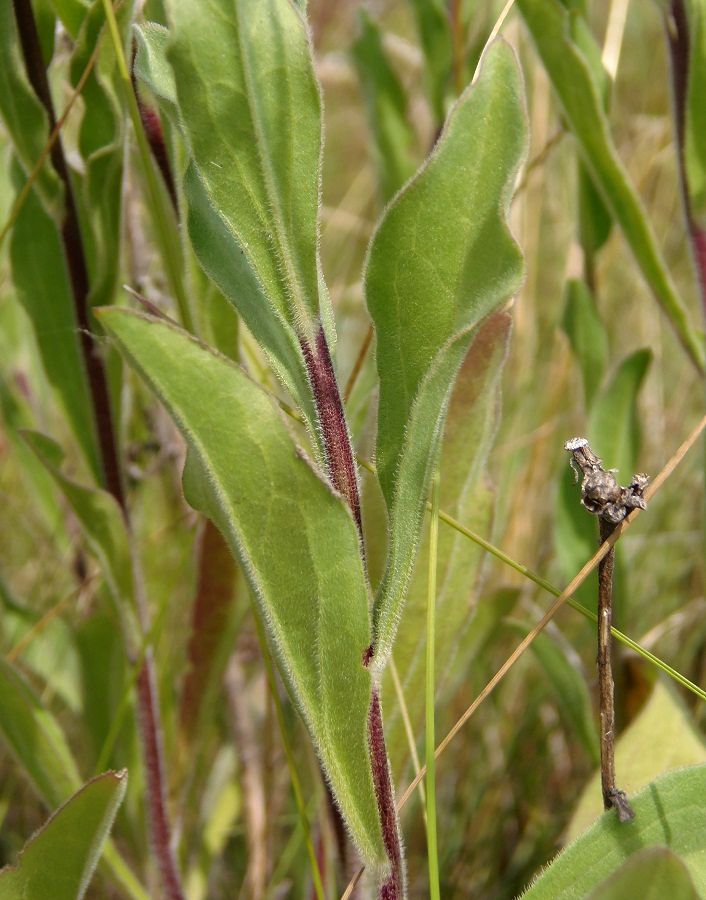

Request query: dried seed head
[{"left": 564, "top": 439, "right": 649, "bottom": 524}]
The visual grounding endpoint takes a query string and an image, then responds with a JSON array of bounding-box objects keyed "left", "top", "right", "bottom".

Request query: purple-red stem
[
  {"left": 137, "top": 658, "right": 185, "bottom": 900},
  {"left": 13, "top": 3, "right": 183, "bottom": 896},
  {"left": 302, "top": 327, "right": 405, "bottom": 898},
  {"left": 368, "top": 689, "right": 405, "bottom": 899},
  {"left": 666, "top": 0, "right": 706, "bottom": 318},
  {"left": 301, "top": 329, "right": 363, "bottom": 534}
]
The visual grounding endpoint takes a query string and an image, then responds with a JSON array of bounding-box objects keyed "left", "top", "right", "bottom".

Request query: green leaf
[
  {"left": 521, "top": 764, "right": 706, "bottom": 897},
  {"left": 133, "top": 23, "right": 177, "bottom": 114},
  {"left": 0, "top": 770, "right": 127, "bottom": 900},
  {"left": 408, "top": 0, "right": 454, "bottom": 124},
  {"left": 97, "top": 307, "right": 386, "bottom": 869},
  {"left": 351, "top": 11, "right": 417, "bottom": 203},
  {"left": 566, "top": 679, "right": 706, "bottom": 840},
  {"left": 0, "top": 656, "right": 82, "bottom": 807},
  {"left": 561, "top": 279, "right": 609, "bottom": 408},
  {"left": 589, "top": 348, "right": 651, "bottom": 478},
  {"left": 0, "top": 5, "right": 62, "bottom": 217},
  {"left": 0, "top": 658, "right": 146, "bottom": 900},
  {"left": 588, "top": 847, "right": 699, "bottom": 900},
  {"left": 22, "top": 431, "right": 134, "bottom": 611},
  {"left": 9, "top": 174, "right": 101, "bottom": 482},
  {"left": 683, "top": 1, "right": 706, "bottom": 216},
  {"left": 45, "top": 0, "right": 89, "bottom": 40},
  {"left": 518, "top": 0, "right": 705, "bottom": 372},
  {"left": 165, "top": 0, "right": 330, "bottom": 422},
  {"left": 69, "top": 0, "right": 127, "bottom": 312},
  {"left": 504, "top": 621, "right": 599, "bottom": 764},
  {"left": 365, "top": 40, "right": 526, "bottom": 673},
  {"left": 383, "top": 312, "right": 510, "bottom": 767}
]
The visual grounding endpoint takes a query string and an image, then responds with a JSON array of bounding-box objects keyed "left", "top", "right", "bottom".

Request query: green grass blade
[
  {"left": 425, "top": 471, "right": 441, "bottom": 900},
  {"left": 518, "top": 0, "right": 705, "bottom": 372}
]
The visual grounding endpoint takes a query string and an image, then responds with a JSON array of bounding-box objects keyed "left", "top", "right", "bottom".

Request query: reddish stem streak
[
  {"left": 137, "top": 658, "right": 185, "bottom": 900},
  {"left": 368, "top": 689, "right": 405, "bottom": 899},
  {"left": 301, "top": 328, "right": 362, "bottom": 534}
]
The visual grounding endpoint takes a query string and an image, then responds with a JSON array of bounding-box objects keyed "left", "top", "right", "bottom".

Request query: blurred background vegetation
[{"left": 0, "top": 0, "right": 704, "bottom": 897}]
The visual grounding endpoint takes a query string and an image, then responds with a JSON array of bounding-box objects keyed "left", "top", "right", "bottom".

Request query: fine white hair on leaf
[{"left": 564, "top": 436, "right": 589, "bottom": 451}]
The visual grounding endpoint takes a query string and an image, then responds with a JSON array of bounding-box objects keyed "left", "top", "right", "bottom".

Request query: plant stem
[
  {"left": 368, "top": 688, "right": 405, "bottom": 899},
  {"left": 301, "top": 328, "right": 362, "bottom": 534},
  {"left": 135, "top": 655, "right": 185, "bottom": 899},
  {"left": 564, "top": 438, "right": 645, "bottom": 822},
  {"left": 301, "top": 325, "right": 405, "bottom": 897},
  {"left": 12, "top": 0, "right": 124, "bottom": 508},
  {"left": 425, "top": 472, "right": 441, "bottom": 900},
  {"left": 597, "top": 520, "right": 634, "bottom": 822}
]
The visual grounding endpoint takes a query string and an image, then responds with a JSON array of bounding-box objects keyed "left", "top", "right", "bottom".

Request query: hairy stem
[
  {"left": 597, "top": 519, "right": 634, "bottom": 823},
  {"left": 13, "top": 2, "right": 184, "bottom": 892},
  {"left": 12, "top": 0, "right": 124, "bottom": 508},
  {"left": 301, "top": 328, "right": 362, "bottom": 534},
  {"left": 302, "top": 326, "right": 405, "bottom": 897},
  {"left": 369, "top": 689, "right": 406, "bottom": 899}
]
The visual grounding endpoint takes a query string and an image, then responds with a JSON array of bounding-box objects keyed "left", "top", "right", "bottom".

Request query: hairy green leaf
[
  {"left": 133, "top": 22, "right": 177, "bottom": 114},
  {"left": 98, "top": 308, "right": 386, "bottom": 869},
  {"left": 518, "top": 0, "right": 704, "bottom": 371},
  {"left": 365, "top": 40, "right": 526, "bottom": 673},
  {"left": 588, "top": 847, "right": 699, "bottom": 900},
  {"left": 165, "top": 0, "right": 331, "bottom": 423},
  {"left": 0, "top": 5, "right": 62, "bottom": 217},
  {"left": 522, "top": 763, "right": 706, "bottom": 897},
  {"left": 0, "top": 770, "right": 127, "bottom": 900},
  {"left": 352, "top": 11, "right": 417, "bottom": 203},
  {"left": 383, "top": 312, "right": 510, "bottom": 766}
]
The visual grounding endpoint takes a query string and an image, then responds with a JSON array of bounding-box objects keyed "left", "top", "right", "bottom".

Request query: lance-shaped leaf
[
  {"left": 0, "top": 4, "right": 62, "bottom": 217},
  {"left": 97, "top": 307, "right": 386, "bottom": 869},
  {"left": 383, "top": 312, "right": 510, "bottom": 768},
  {"left": 165, "top": 0, "right": 331, "bottom": 425},
  {"left": 0, "top": 658, "right": 147, "bottom": 900},
  {"left": 521, "top": 763, "right": 706, "bottom": 898},
  {"left": 518, "top": 0, "right": 705, "bottom": 372},
  {"left": 9, "top": 174, "right": 101, "bottom": 483},
  {"left": 0, "top": 770, "right": 127, "bottom": 900},
  {"left": 365, "top": 41, "right": 526, "bottom": 673}
]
